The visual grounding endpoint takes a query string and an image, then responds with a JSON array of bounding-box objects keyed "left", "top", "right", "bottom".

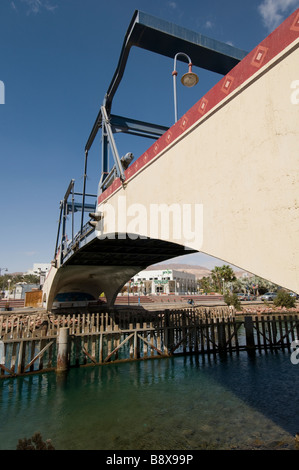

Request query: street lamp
[{"left": 172, "top": 52, "right": 199, "bottom": 122}]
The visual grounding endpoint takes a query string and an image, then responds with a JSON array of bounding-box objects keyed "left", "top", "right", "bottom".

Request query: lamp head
[{"left": 181, "top": 71, "right": 199, "bottom": 87}]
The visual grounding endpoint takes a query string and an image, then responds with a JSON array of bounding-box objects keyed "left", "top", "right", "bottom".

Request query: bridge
[{"left": 43, "top": 9, "right": 299, "bottom": 311}]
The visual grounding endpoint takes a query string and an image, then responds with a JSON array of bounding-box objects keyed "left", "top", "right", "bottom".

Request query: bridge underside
[
  {"left": 46, "top": 236, "right": 196, "bottom": 310},
  {"left": 65, "top": 235, "right": 194, "bottom": 267}
]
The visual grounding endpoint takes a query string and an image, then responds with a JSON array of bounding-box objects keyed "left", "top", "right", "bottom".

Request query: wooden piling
[
  {"left": 217, "top": 319, "right": 226, "bottom": 351},
  {"left": 56, "top": 327, "right": 69, "bottom": 372},
  {"left": 244, "top": 316, "right": 255, "bottom": 351}
]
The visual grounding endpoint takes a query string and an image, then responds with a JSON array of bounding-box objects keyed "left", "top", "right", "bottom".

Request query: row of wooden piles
[{"left": 0, "top": 307, "right": 298, "bottom": 378}]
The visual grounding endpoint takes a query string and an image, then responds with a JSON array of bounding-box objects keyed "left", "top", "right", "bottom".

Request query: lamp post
[
  {"left": 172, "top": 52, "right": 199, "bottom": 122},
  {"left": 7, "top": 279, "right": 11, "bottom": 299}
]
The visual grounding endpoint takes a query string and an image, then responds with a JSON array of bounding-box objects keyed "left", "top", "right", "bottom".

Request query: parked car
[
  {"left": 244, "top": 294, "right": 257, "bottom": 301},
  {"left": 236, "top": 293, "right": 245, "bottom": 299},
  {"left": 261, "top": 292, "right": 277, "bottom": 301},
  {"left": 289, "top": 292, "right": 299, "bottom": 299},
  {"left": 236, "top": 293, "right": 256, "bottom": 301}
]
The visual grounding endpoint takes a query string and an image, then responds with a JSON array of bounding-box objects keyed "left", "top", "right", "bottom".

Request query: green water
[{"left": 0, "top": 350, "right": 298, "bottom": 450}]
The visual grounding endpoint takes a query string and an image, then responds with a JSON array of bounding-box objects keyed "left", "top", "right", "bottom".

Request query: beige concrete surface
[{"left": 96, "top": 41, "right": 299, "bottom": 295}]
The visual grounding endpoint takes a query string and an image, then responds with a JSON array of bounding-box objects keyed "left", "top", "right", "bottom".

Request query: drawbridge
[{"left": 43, "top": 9, "right": 299, "bottom": 310}]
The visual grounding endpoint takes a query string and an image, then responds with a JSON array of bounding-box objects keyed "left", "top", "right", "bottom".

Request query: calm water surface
[{"left": 0, "top": 350, "right": 298, "bottom": 450}]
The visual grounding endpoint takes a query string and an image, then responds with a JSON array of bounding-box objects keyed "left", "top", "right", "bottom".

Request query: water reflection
[
  {"left": 199, "top": 349, "right": 299, "bottom": 436},
  {"left": 0, "top": 350, "right": 298, "bottom": 450}
]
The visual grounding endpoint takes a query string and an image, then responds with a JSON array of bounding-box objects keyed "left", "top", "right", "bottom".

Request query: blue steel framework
[{"left": 54, "top": 10, "right": 247, "bottom": 266}]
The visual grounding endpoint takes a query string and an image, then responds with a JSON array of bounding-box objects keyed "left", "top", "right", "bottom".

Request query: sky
[{"left": 0, "top": 0, "right": 298, "bottom": 273}]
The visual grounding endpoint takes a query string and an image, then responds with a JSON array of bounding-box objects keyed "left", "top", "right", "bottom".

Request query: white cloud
[
  {"left": 24, "top": 251, "right": 38, "bottom": 257},
  {"left": 18, "top": 0, "right": 57, "bottom": 14},
  {"left": 205, "top": 20, "right": 213, "bottom": 29},
  {"left": 168, "top": 1, "right": 177, "bottom": 9},
  {"left": 258, "top": 0, "right": 299, "bottom": 31}
]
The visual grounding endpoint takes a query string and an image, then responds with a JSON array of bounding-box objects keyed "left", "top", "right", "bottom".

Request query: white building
[
  {"left": 26, "top": 263, "right": 51, "bottom": 276},
  {"left": 131, "top": 268, "right": 196, "bottom": 295}
]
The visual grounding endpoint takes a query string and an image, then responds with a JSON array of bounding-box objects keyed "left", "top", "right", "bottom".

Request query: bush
[
  {"left": 224, "top": 293, "right": 241, "bottom": 310},
  {"left": 274, "top": 291, "right": 296, "bottom": 308},
  {"left": 16, "top": 432, "right": 55, "bottom": 450}
]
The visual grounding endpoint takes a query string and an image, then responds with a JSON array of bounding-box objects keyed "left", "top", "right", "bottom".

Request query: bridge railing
[{"left": 52, "top": 179, "right": 97, "bottom": 266}]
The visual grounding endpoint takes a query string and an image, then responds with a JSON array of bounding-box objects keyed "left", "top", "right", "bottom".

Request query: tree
[
  {"left": 1, "top": 273, "right": 40, "bottom": 294},
  {"left": 229, "top": 275, "right": 279, "bottom": 296},
  {"left": 245, "top": 275, "right": 278, "bottom": 296},
  {"left": 23, "top": 274, "right": 40, "bottom": 284},
  {"left": 274, "top": 291, "right": 296, "bottom": 309},
  {"left": 211, "top": 265, "right": 236, "bottom": 294},
  {"left": 224, "top": 292, "right": 241, "bottom": 310},
  {"left": 197, "top": 276, "right": 213, "bottom": 293}
]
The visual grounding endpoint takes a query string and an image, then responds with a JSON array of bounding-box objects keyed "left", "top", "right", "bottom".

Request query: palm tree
[
  {"left": 211, "top": 265, "right": 236, "bottom": 294},
  {"left": 197, "top": 276, "right": 213, "bottom": 293}
]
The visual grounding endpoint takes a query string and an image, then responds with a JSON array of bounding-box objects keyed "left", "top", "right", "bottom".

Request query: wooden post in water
[
  {"left": 245, "top": 316, "right": 255, "bottom": 351},
  {"left": 164, "top": 311, "right": 169, "bottom": 355},
  {"left": 133, "top": 330, "right": 138, "bottom": 360},
  {"left": 217, "top": 319, "right": 226, "bottom": 351},
  {"left": 56, "top": 327, "right": 69, "bottom": 373},
  {"left": 0, "top": 340, "right": 5, "bottom": 376}
]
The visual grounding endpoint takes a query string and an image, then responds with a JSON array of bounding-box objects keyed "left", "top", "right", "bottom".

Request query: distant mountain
[{"left": 146, "top": 263, "right": 248, "bottom": 279}]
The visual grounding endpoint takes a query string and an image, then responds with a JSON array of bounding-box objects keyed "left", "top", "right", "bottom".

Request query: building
[
  {"left": 14, "top": 283, "right": 40, "bottom": 300},
  {"left": 131, "top": 268, "right": 196, "bottom": 295},
  {"left": 26, "top": 263, "right": 51, "bottom": 277},
  {"left": 26, "top": 263, "right": 51, "bottom": 285}
]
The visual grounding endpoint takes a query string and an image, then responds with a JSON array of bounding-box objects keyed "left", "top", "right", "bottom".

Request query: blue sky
[{"left": 0, "top": 0, "right": 298, "bottom": 273}]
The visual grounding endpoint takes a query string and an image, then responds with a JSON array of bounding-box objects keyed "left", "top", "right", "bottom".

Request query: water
[{"left": 0, "top": 350, "right": 298, "bottom": 450}]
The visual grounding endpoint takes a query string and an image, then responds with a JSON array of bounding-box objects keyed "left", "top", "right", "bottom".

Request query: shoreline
[{"left": 0, "top": 302, "right": 298, "bottom": 319}]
